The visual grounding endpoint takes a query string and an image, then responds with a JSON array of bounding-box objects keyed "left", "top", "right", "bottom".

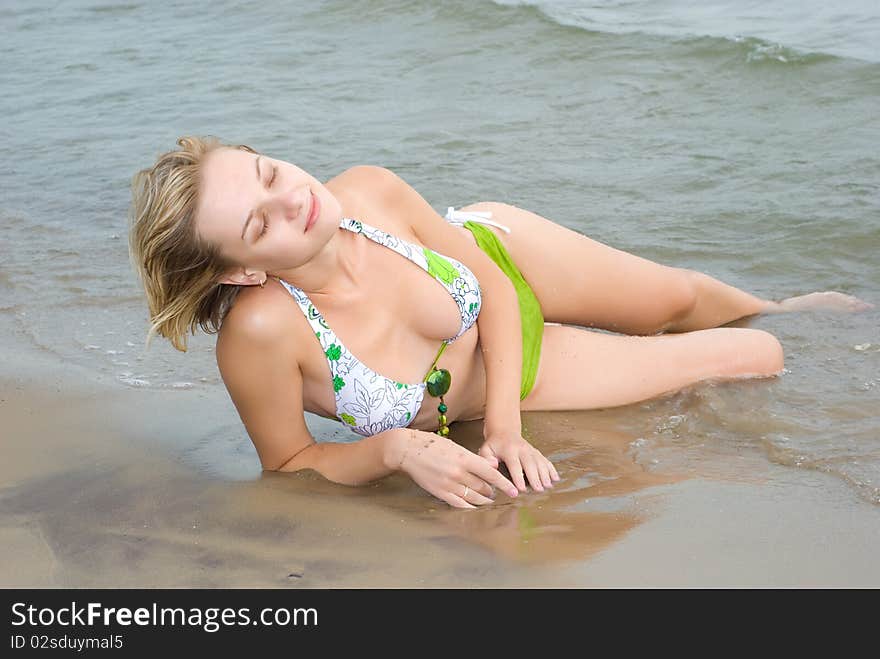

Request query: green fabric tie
[{"left": 462, "top": 220, "right": 544, "bottom": 400}]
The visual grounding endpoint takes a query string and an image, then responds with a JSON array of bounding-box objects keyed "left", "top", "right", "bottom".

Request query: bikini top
[{"left": 276, "top": 216, "right": 482, "bottom": 438}]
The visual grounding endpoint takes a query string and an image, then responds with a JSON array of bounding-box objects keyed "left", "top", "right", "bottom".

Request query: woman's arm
[
  {"left": 275, "top": 428, "right": 400, "bottom": 485},
  {"left": 361, "top": 166, "right": 557, "bottom": 492}
]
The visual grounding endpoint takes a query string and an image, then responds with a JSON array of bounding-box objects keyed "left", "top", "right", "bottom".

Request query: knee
[
  {"left": 751, "top": 329, "right": 785, "bottom": 375},
  {"left": 656, "top": 269, "right": 700, "bottom": 332}
]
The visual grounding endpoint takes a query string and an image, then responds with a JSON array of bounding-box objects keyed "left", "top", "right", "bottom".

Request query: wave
[
  {"left": 759, "top": 435, "right": 880, "bottom": 506},
  {"left": 488, "top": 0, "right": 880, "bottom": 63}
]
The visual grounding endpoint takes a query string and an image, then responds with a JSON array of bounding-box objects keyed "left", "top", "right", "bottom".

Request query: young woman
[{"left": 128, "top": 136, "right": 872, "bottom": 509}]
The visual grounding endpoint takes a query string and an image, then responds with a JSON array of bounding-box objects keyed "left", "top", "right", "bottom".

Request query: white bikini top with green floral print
[{"left": 276, "top": 216, "right": 482, "bottom": 438}]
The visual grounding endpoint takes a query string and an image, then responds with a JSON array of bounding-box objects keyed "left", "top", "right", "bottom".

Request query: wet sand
[{"left": 2, "top": 338, "right": 879, "bottom": 588}]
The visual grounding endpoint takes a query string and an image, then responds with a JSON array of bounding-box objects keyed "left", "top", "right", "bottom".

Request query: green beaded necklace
[{"left": 423, "top": 342, "right": 452, "bottom": 436}]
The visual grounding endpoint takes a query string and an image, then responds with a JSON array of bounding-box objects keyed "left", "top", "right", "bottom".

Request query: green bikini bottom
[{"left": 462, "top": 220, "right": 544, "bottom": 401}]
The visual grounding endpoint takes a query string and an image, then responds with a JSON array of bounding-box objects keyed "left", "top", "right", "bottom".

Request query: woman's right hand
[{"left": 385, "top": 429, "right": 520, "bottom": 509}]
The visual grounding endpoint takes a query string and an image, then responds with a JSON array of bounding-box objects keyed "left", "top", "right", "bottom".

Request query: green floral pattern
[
  {"left": 424, "top": 249, "right": 459, "bottom": 284},
  {"left": 275, "top": 216, "right": 482, "bottom": 438}
]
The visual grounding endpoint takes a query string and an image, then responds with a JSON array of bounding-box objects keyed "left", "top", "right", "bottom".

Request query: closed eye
[{"left": 257, "top": 166, "right": 277, "bottom": 238}]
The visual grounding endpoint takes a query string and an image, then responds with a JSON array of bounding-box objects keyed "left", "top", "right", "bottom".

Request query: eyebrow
[{"left": 240, "top": 156, "right": 262, "bottom": 241}]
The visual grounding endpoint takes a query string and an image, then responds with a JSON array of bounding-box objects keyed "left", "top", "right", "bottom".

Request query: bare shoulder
[
  {"left": 327, "top": 164, "right": 397, "bottom": 193},
  {"left": 326, "top": 165, "right": 409, "bottom": 212},
  {"left": 325, "top": 165, "right": 420, "bottom": 237},
  {"left": 217, "top": 283, "right": 304, "bottom": 363}
]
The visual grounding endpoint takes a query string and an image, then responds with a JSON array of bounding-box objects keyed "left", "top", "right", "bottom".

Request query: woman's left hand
[{"left": 478, "top": 431, "right": 560, "bottom": 493}]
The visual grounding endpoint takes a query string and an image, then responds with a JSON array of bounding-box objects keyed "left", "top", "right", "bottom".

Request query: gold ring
[{"left": 463, "top": 486, "right": 470, "bottom": 499}]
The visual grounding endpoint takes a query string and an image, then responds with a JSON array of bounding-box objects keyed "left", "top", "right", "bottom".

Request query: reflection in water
[{"left": 373, "top": 413, "right": 686, "bottom": 565}]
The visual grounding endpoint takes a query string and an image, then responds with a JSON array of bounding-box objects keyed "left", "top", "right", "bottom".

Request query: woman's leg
[
  {"left": 457, "top": 202, "right": 872, "bottom": 336},
  {"left": 520, "top": 324, "right": 784, "bottom": 412}
]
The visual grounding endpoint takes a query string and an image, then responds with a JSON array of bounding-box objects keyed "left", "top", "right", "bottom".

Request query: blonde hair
[{"left": 128, "top": 136, "right": 256, "bottom": 352}]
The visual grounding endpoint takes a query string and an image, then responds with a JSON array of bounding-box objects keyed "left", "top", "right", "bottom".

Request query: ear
[{"left": 217, "top": 268, "right": 266, "bottom": 287}]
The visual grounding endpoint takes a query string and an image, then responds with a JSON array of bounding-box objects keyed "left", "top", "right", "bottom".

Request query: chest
[
  {"left": 353, "top": 236, "right": 463, "bottom": 343},
  {"left": 302, "top": 223, "right": 464, "bottom": 394}
]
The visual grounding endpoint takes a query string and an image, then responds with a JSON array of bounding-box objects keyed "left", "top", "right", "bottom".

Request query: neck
[{"left": 268, "top": 223, "right": 362, "bottom": 299}]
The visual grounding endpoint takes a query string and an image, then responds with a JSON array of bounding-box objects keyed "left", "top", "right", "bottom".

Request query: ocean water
[{"left": 1, "top": 1, "right": 878, "bottom": 502}]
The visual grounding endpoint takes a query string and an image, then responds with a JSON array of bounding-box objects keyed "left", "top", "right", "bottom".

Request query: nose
[{"left": 272, "top": 186, "right": 309, "bottom": 221}]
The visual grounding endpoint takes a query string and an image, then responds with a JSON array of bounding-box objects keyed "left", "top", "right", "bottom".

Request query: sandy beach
[{"left": 3, "top": 323, "right": 878, "bottom": 589}]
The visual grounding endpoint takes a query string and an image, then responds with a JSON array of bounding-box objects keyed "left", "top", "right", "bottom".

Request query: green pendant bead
[
  {"left": 425, "top": 361, "right": 451, "bottom": 437},
  {"left": 425, "top": 368, "right": 451, "bottom": 397}
]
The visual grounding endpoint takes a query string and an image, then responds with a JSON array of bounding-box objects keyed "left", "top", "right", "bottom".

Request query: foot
[{"left": 767, "top": 291, "right": 875, "bottom": 314}]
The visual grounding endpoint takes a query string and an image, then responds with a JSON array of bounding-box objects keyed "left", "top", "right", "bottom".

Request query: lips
[{"left": 305, "top": 191, "right": 320, "bottom": 233}]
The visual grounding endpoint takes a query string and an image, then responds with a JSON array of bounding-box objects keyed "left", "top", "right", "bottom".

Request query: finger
[
  {"left": 544, "top": 458, "right": 553, "bottom": 487},
  {"left": 550, "top": 460, "right": 560, "bottom": 481},
  {"left": 471, "top": 459, "right": 519, "bottom": 498},
  {"left": 461, "top": 482, "right": 494, "bottom": 506},
  {"left": 542, "top": 454, "right": 560, "bottom": 482},
  {"left": 478, "top": 442, "right": 507, "bottom": 471},
  {"left": 462, "top": 476, "right": 496, "bottom": 501},
  {"left": 524, "top": 446, "right": 555, "bottom": 488},
  {"left": 536, "top": 454, "right": 554, "bottom": 489},
  {"left": 521, "top": 455, "right": 544, "bottom": 492},
  {"left": 445, "top": 493, "right": 477, "bottom": 509},
  {"left": 531, "top": 456, "right": 551, "bottom": 490},
  {"left": 479, "top": 450, "right": 501, "bottom": 470},
  {"left": 504, "top": 455, "right": 527, "bottom": 492}
]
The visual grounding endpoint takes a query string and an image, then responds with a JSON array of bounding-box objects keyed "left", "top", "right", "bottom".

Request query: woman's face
[{"left": 195, "top": 146, "right": 342, "bottom": 279}]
